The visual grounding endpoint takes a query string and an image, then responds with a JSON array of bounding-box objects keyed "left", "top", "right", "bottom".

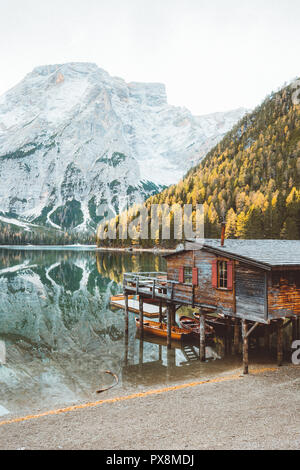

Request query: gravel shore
[{"left": 1, "top": 365, "right": 300, "bottom": 450}]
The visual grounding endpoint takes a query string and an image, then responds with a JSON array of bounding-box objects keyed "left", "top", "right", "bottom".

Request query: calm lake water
[{"left": 0, "top": 247, "right": 279, "bottom": 417}]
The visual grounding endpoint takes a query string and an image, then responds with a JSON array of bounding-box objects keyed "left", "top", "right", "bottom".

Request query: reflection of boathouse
[{"left": 123, "top": 236, "right": 300, "bottom": 373}]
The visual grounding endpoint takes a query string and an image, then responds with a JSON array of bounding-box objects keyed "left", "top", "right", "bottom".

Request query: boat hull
[
  {"left": 179, "top": 316, "right": 214, "bottom": 337},
  {"left": 135, "top": 318, "right": 191, "bottom": 341}
]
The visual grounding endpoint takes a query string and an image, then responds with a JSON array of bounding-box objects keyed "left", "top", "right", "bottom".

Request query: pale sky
[{"left": 0, "top": 0, "right": 299, "bottom": 115}]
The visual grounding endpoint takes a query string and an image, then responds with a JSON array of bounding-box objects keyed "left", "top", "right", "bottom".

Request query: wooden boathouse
[{"left": 123, "top": 237, "right": 300, "bottom": 374}]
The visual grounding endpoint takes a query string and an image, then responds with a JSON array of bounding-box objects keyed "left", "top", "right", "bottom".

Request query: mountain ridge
[{"left": 0, "top": 62, "right": 246, "bottom": 237}]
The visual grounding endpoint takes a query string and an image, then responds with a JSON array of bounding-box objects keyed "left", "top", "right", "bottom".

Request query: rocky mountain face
[{"left": 0, "top": 62, "right": 246, "bottom": 231}]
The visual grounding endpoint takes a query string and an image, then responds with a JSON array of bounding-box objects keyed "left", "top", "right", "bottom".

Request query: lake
[{"left": 0, "top": 247, "right": 260, "bottom": 417}]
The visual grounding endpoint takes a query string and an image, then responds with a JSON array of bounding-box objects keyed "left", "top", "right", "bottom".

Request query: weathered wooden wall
[
  {"left": 235, "top": 263, "right": 266, "bottom": 322},
  {"left": 167, "top": 251, "right": 193, "bottom": 283},
  {"left": 167, "top": 250, "right": 234, "bottom": 315},
  {"left": 268, "top": 270, "right": 300, "bottom": 319},
  {"left": 194, "top": 250, "right": 234, "bottom": 315}
]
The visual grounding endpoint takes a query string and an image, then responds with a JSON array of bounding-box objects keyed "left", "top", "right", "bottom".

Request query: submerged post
[
  {"left": 124, "top": 326, "right": 129, "bottom": 367},
  {"left": 226, "top": 317, "right": 232, "bottom": 355},
  {"left": 277, "top": 319, "right": 283, "bottom": 367},
  {"left": 125, "top": 293, "right": 129, "bottom": 334},
  {"left": 139, "top": 335, "right": 144, "bottom": 365},
  {"left": 167, "top": 305, "right": 172, "bottom": 349},
  {"left": 264, "top": 324, "right": 271, "bottom": 351},
  {"left": 292, "top": 318, "right": 297, "bottom": 342},
  {"left": 233, "top": 318, "right": 240, "bottom": 354},
  {"left": 139, "top": 296, "right": 144, "bottom": 339},
  {"left": 242, "top": 319, "right": 249, "bottom": 375},
  {"left": 199, "top": 310, "right": 206, "bottom": 362},
  {"left": 159, "top": 345, "right": 162, "bottom": 362}
]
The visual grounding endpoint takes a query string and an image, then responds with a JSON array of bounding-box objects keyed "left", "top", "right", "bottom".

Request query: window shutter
[
  {"left": 179, "top": 266, "right": 184, "bottom": 283},
  {"left": 227, "top": 261, "right": 234, "bottom": 290},
  {"left": 192, "top": 268, "right": 198, "bottom": 286},
  {"left": 212, "top": 260, "right": 218, "bottom": 288}
]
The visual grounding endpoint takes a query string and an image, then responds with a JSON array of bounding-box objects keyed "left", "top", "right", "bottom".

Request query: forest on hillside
[
  {"left": 0, "top": 221, "right": 96, "bottom": 245},
  {"left": 97, "top": 80, "right": 300, "bottom": 247}
]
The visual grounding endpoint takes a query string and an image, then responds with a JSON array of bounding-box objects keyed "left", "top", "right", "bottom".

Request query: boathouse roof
[{"left": 165, "top": 239, "right": 300, "bottom": 270}]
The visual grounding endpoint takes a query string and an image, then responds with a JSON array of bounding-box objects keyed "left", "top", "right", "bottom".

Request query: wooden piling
[
  {"left": 159, "top": 345, "right": 162, "bottom": 362},
  {"left": 264, "top": 324, "right": 271, "bottom": 351},
  {"left": 124, "top": 327, "right": 129, "bottom": 366},
  {"left": 199, "top": 311, "right": 206, "bottom": 362},
  {"left": 139, "top": 296, "right": 144, "bottom": 339},
  {"left": 167, "top": 348, "right": 176, "bottom": 367},
  {"left": 233, "top": 318, "right": 240, "bottom": 354},
  {"left": 292, "top": 318, "right": 297, "bottom": 342},
  {"left": 226, "top": 317, "right": 232, "bottom": 355},
  {"left": 159, "top": 301, "right": 163, "bottom": 323},
  {"left": 277, "top": 319, "right": 283, "bottom": 367},
  {"left": 125, "top": 293, "right": 129, "bottom": 334},
  {"left": 139, "top": 336, "right": 144, "bottom": 365},
  {"left": 167, "top": 305, "right": 172, "bottom": 349},
  {"left": 171, "top": 305, "right": 176, "bottom": 326},
  {"left": 242, "top": 320, "right": 249, "bottom": 375}
]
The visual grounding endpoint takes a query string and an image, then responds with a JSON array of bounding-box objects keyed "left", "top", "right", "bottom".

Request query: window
[
  {"left": 212, "top": 259, "right": 233, "bottom": 290},
  {"left": 218, "top": 261, "right": 228, "bottom": 289},
  {"left": 184, "top": 267, "right": 193, "bottom": 284},
  {"left": 179, "top": 266, "right": 198, "bottom": 285}
]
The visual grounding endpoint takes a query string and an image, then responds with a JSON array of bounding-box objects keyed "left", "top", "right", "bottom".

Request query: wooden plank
[{"left": 111, "top": 296, "right": 164, "bottom": 317}]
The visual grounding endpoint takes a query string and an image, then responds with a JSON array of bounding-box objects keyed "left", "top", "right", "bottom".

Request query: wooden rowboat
[
  {"left": 135, "top": 318, "right": 192, "bottom": 341},
  {"left": 193, "top": 312, "right": 233, "bottom": 336},
  {"left": 179, "top": 316, "right": 215, "bottom": 337}
]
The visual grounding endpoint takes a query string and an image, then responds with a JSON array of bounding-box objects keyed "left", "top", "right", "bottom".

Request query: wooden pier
[{"left": 110, "top": 294, "right": 166, "bottom": 318}]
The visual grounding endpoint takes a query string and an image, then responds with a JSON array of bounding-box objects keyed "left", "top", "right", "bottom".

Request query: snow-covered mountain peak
[{"left": 0, "top": 63, "right": 247, "bottom": 231}]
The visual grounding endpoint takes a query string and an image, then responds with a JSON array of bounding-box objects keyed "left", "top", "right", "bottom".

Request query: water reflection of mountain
[{"left": 0, "top": 249, "right": 167, "bottom": 415}]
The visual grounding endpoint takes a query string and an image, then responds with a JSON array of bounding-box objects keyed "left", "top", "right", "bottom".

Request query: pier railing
[{"left": 123, "top": 272, "right": 194, "bottom": 305}]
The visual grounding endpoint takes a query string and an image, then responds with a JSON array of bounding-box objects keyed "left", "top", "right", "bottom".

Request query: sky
[{"left": 0, "top": 0, "right": 299, "bottom": 115}]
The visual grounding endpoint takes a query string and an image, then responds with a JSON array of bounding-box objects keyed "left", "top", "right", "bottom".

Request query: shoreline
[
  {"left": 96, "top": 246, "right": 175, "bottom": 254},
  {"left": 1, "top": 364, "right": 299, "bottom": 450},
  {"left": 0, "top": 244, "right": 175, "bottom": 254}
]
